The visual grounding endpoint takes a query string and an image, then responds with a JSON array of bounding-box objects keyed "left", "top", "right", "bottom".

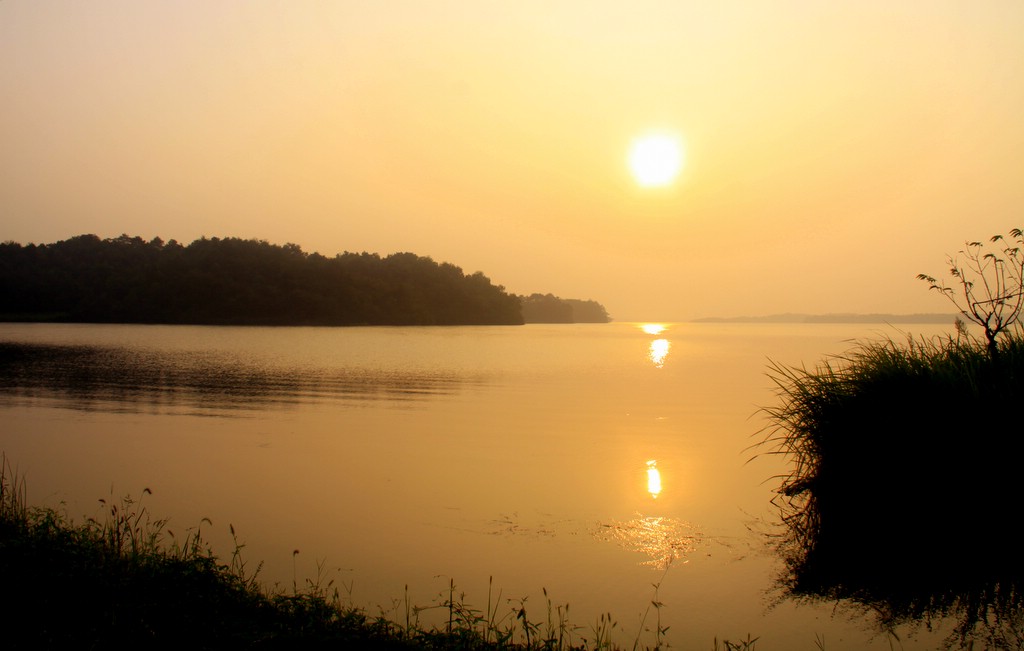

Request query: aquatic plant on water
[{"left": 759, "top": 327, "right": 1024, "bottom": 648}]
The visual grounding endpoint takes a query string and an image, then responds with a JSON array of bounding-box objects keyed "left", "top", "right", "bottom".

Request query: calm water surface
[{"left": 0, "top": 322, "right": 959, "bottom": 649}]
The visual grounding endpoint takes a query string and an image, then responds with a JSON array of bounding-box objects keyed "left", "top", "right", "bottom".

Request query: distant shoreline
[{"left": 691, "top": 313, "right": 956, "bottom": 324}]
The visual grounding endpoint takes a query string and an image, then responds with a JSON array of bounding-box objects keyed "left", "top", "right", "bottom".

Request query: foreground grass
[
  {"left": 760, "top": 326, "right": 1024, "bottom": 648},
  {"left": 0, "top": 456, "right": 768, "bottom": 651},
  {"left": 0, "top": 464, "right": 411, "bottom": 649}
]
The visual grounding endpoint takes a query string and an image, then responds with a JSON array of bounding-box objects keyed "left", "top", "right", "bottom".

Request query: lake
[{"left": 0, "top": 321, "right": 960, "bottom": 649}]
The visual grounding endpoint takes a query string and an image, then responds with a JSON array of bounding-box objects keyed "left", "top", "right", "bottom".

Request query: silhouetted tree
[
  {"left": 918, "top": 227, "right": 1024, "bottom": 359},
  {"left": 519, "top": 293, "right": 610, "bottom": 323},
  {"left": 565, "top": 298, "right": 611, "bottom": 323},
  {"left": 520, "top": 293, "right": 573, "bottom": 323}
]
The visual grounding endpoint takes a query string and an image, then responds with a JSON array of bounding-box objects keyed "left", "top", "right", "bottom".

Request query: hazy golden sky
[{"left": 2, "top": 1, "right": 1022, "bottom": 320}]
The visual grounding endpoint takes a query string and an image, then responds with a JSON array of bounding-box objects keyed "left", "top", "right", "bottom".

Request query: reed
[{"left": 759, "top": 327, "right": 1024, "bottom": 647}]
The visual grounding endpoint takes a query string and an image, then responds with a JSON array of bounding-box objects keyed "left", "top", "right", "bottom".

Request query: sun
[{"left": 628, "top": 134, "right": 683, "bottom": 187}]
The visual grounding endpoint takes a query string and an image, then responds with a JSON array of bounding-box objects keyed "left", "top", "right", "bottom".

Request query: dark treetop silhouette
[
  {"left": 0, "top": 234, "right": 526, "bottom": 326},
  {"left": 518, "top": 293, "right": 610, "bottom": 323}
]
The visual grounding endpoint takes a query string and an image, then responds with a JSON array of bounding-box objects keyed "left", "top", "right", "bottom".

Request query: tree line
[
  {"left": 518, "top": 293, "right": 610, "bottom": 323},
  {"left": 0, "top": 235, "right": 526, "bottom": 326},
  {"left": 0, "top": 235, "right": 611, "bottom": 326}
]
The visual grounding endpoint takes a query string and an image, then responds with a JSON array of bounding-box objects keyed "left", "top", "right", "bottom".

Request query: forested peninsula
[
  {"left": 0, "top": 235, "right": 527, "bottom": 326},
  {"left": 0, "top": 235, "right": 610, "bottom": 326}
]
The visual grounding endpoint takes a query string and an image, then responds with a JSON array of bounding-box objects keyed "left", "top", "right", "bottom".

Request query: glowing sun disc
[{"left": 629, "top": 134, "right": 683, "bottom": 187}]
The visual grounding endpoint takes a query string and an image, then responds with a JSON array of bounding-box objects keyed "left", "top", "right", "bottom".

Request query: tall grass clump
[{"left": 760, "top": 327, "right": 1024, "bottom": 646}]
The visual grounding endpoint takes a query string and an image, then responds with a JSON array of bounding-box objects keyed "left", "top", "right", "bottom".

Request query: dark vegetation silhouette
[
  {"left": 918, "top": 227, "right": 1024, "bottom": 360},
  {"left": 0, "top": 455, "right": 721, "bottom": 650},
  {"left": 762, "top": 229, "right": 1024, "bottom": 648},
  {"left": 518, "top": 293, "right": 610, "bottom": 323},
  {"left": 762, "top": 333, "right": 1024, "bottom": 648},
  {"left": 0, "top": 235, "right": 524, "bottom": 326}
]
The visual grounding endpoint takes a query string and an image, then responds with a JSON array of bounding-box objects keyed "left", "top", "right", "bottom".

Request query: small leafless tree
[{"left": 918, "top": 227, "right": 1024, "bottom": 359}]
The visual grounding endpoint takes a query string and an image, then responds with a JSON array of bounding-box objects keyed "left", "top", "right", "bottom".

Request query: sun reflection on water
[
  {"left": 597, "top": 516, "right": 702, "bottom": 570},
  {"left": 595, "top": 460, "right": 703, "bottom": 569},
  {"left": 646, "top": 459, "right": 662, "bottom": 499},
  {"left": 639, "top": 324, "right": 671, "bottom": 367},
  {"left": 648, "top": 339, "right": 670, "bottom": 367}
]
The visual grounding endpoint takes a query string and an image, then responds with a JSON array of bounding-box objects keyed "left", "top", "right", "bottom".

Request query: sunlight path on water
[{"left": 0, "top": 321, "right": 960, "bottom": 649}]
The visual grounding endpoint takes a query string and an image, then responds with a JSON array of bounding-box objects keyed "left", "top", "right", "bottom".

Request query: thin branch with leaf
[{"left": 917, "top": 227, "right": 1024, "bottom": 359}]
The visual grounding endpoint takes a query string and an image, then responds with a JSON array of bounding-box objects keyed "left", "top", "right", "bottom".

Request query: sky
[{"left": 2, "top": 1, "right": 1023, "bottom": 321}]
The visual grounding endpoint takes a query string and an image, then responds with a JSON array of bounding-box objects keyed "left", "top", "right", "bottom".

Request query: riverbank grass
[
  {"left": 2, "top": 455, "right": 764, "bottom": 650},
  {"left": 0, "top": 456, "right": 411, "bottom": 648}
]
